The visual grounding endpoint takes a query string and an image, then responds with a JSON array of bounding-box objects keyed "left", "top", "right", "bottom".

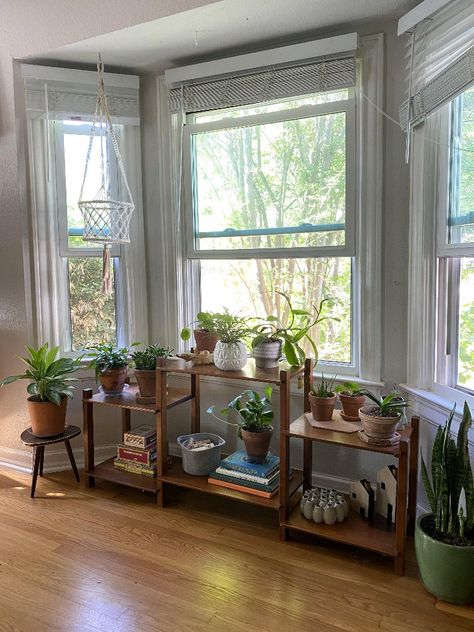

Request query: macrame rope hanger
[{"left": 78, "top": 54, "right": 135, "bottom": 295}]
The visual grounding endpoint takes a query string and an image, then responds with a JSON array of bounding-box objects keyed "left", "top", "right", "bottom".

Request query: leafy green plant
[
  {"left": 207, "top": 387, "right": 273, "bottom": 436},
  {"left": 0, "top": 343, "right": 83, "bottom": 405},
  {"left": 131, "top": 344, "right": 173, "bottom": 370},
  {"left": 335, "top": 381, "right": 365, "bottom": 397},
  {"left": 359, "top": 390, "right": 409, "bottom": 417},
  {"left": 213, "top": 313, "right": 250, "bottom": 344},
  {"left": 310, "top": 374, "right": 337, "bottom": 398},
  {"left": 87, "top": 342, "right": 138, "bottom": 379},
  {"left": 421, "top": 402, "right": 473, "bottom": 543},
  {"left": 180, "top": 311, "right": 228, "bottom": 342},
  {"left": 251, "top": 291, "right": 337, "bottom": 367}
]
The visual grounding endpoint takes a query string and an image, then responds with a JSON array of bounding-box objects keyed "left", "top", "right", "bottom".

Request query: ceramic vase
[{"left": 214, "top": 341, "right": 247, "bottom": 371}]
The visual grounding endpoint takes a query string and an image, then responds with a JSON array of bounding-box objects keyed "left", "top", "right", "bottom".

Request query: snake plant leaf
[{"left": 421, "top": 453, "right": 436, "bottom": 514}]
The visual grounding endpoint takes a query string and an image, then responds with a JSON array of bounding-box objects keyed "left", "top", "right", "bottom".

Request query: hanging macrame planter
[{"left": 78, "top": 57, "right": 134, "bottom": 294}]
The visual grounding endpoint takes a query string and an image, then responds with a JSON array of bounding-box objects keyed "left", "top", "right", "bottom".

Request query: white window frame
[{"left": 168, "top": 33, "right": 384, "bottom": 381}]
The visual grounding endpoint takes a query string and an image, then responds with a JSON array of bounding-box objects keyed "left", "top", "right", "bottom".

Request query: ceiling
[{"left": 27, "top": 0, "right": 420, "bottom": 73}]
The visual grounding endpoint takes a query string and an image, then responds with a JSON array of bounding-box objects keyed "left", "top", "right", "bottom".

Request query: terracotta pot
[
  {"left": 308, "top": 392, "right": 336, "bottom": 422},
  {"left": 27, "top": 396, "right": 68, "bottom": 437},
  {"left": 359, "top": 405, "right": 400, "bottom": 440},
  {"left": 194, "top": 329, "right": 219, "bottom": 352},
  {"left": 253, "top": 340, "right": 282, "bottom": 369},
  {"left": 99, "top": 366, "right": 128, "bottom": 395},
  {"left": 241, "top": 427, "right": 273, "bottom": 464},
  {"left": 214, "top": 341, "right": 247, "bottom": 371},
  {"left": 339, "top": 394, "right": 366, "bottom": 419},
  {"left": 134, "top": 369, "right": 156, "bottom": 398}
]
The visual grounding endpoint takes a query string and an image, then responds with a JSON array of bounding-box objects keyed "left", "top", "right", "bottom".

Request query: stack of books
[
  {"left": 114, "top": 424, "right": 157, "bottom": 478},
  {"left": 208, "top": 450, "right": 280, "bottom": 498}
]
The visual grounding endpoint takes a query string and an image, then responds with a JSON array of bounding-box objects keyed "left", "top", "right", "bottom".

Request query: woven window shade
[
  {"left": 399, "top": 0, "right": 474, "bottom": 131},
  {"left": 168, "top": 54, "right": 356, "bottom": 114}
]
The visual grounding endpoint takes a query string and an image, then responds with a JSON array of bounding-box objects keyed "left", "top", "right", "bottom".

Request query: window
[{"left": 184, "top": 91, "right": 356, "bottom": 366}]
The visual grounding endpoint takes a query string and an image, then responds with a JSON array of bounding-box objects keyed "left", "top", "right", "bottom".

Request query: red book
[{"left": 117, "top": 443, "right": 156, "bottom": 466}]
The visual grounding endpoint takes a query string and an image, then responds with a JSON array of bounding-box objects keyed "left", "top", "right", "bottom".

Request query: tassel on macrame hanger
[{"left": 102, "top": 244, "right": 113, "bottom": 295}]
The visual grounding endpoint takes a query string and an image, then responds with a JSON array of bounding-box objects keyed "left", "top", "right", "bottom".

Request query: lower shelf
[
  {"left": 282, "top": 504, "right": 397, "bottom": 556},
  {"left": 161, "top": 458, "right": 304, "bottom": 510},
  {"left": 86, "top": 457, "right": 158, "bottom": 493}
]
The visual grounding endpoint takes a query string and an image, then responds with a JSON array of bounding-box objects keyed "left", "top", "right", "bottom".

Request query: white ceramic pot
[
  {"left": 253, "top": 339, "right": 282, "bottom": 369},
  {"left": 214, "top": 341, "right": 248, "bottom": 371}
]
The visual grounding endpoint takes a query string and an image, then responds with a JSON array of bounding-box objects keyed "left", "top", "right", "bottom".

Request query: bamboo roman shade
[{"left": 168, "top": 54, "right": 356, "bottom": 114}]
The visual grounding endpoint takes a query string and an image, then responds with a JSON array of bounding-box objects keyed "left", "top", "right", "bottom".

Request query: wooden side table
[{"left": 20, "top": 425, "right": 81, "bottom": 498}]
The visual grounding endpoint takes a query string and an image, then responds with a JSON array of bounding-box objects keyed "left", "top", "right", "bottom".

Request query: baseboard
[{"left": 0, "top": 444, "right": 117, "bottom": 475}]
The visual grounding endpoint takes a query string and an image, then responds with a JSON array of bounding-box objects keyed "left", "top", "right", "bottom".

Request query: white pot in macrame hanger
[{"left": 78, "top": 55, "right": 135, "bottom": 294}]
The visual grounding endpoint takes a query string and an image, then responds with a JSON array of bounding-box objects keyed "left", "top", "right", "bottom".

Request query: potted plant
[
  {"left": 416, "top": 402, "right": 473, "bottom": 605},
  {"left": 308, "top": 374, "right": 337, "bottom": 421},
  {"left": 358, "top": 390, "right": 409, "bottom": 441},
  {"left": 212, "top": 313, "right": 249, "bottom": 371},
  {"left": 251, "top": 292, "right": 336, "bottom": 368},
  {"left": 180, "top": 312, "right": 225, "bottom": 352},
  {"left": 0, "top": 343, "right": 83, "bottom": 437},
  {"left": 88, "top": 342, "right": 138, "bottom": 395},
  {"left": 208, "top": 387, "right": 274, "bottom": 463},
  {"left": 131, "top": 343, "right": 173, "bottom": 400},
  {"left": 335, "top": 381, "right": 366, "bottom": 420}
]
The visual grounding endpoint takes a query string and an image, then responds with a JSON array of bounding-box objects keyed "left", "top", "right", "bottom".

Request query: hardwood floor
[{"left": 0, "top": 468, "right": 472, "bottom": 632}]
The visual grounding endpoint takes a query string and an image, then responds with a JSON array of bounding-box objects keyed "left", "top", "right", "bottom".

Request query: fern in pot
[
  {"left": 0, "top": 343, "right": 82, "bottom": 437},
  {"left": 131, "top": 343, "right": 173, "bottom": 400},
  {"left": 208, "top": 387, "right": 274, "bottom": 463},
  {"left": 212, "top": 313, "right": 249, "bottom": 371},
  {"left": 416, "top": 403, "right": 473, "bottom": 604},
  {"left": 88, "top": 342, "right": 138, "bottom": 395}
]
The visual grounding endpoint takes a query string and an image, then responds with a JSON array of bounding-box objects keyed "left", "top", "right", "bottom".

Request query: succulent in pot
[
  {"left": 252, "top": 292, "right": 337, "bottom": 368},
  {"left": 88, "top": 342, "right": 138, "bottom": 395},
  {"left": 358, "top": 390, "right": 408, "bottom": 440},
  {"left": 335, "top": 381, "right": 366, "bottom": 420},
  {"left": 180, "top": 312, "right": 226, "bottom": 352},
  {"left": 208, "top": 386, "right": 273, "bottom": 463},
  {"left": 131, "top": 344, "right": 173, "bottom": 400},
  {"left": 0, "top": 343, "right": 83, "bottom": 437},
  {"left": 416, "top": 402, "right": 473, "bottom": 605},
  {"left": 308, "top": 374, "right": 337, "bottom": 422},
  {"left": 212, "top": 313, "right": 249, "bottom": 371}
]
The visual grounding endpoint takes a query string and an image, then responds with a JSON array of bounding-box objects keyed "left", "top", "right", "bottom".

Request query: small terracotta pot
[
  {"left": 194, "top": 329, "right": 219, "bottom": 352},
  {"left": 241, "top": 427, "right": 273, "bottom": 464},
  {"left": 359, "top": 405, "right": 400, "bottom": 440},
  {"left": 134, "top": 369, "right": 156, "bottom": 398},
  {"left": 27, "top": 396, "right": 68, "bottom": 437},
  {"left": 339, "top": 394, "right": 366, "bottom": 419},
  {"left": 308, "top": 393, "right": 336, "bottom": 422},
  {"left": 99, "top": 366, "right": 128, "bottom": 395}
]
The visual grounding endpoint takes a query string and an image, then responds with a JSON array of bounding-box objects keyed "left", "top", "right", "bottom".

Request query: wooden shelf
[
  {"left": 84, "top": 384, "right": 192, "bottom": 413},
  {"left": 161, "top": 457, "right": 304, "bottom": 510},
  {"left": 86, "top": 457, "right": 158, "bottom": 493},
  {"left": 282, "top": 504, "right": 396, "bottom": 556},
  {"left": 156, "top": 358, "right": 304, "bottom": 385},
  {"left": 288, "top": 414, "right": 413, "bottom": 456}
]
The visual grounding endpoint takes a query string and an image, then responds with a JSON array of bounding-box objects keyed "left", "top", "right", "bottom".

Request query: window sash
[{"left": 183, "top": 99, "right": 356, "bottom": 260}]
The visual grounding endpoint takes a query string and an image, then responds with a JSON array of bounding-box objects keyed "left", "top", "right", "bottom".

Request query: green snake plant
[{"left": 421, "top": 402, "right": 473, "bottom": 540}]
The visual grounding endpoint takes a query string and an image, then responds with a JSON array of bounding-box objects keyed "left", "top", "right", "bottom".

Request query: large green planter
[{"left": 415, "top": 513, "right": 474, "bottom": 605}]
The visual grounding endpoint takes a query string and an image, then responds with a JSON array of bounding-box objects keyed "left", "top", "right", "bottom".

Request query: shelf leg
[
  {"left": 191, "top": 374, "right": 200, "bottom": 434},
  {"left": 82, "top": 389, "right": 95, "bottom": 488},
  {"left": 156, "top": 370, "right": 168, "bottom": 505},
  {"left": 279, "top": 525, "right": 289, "bottom": 542},
  {"left": 407, "top": 416, "right": 419, "bottom": 535},
  {"left": 279, "top": 369, "right": 291, "bottom": 531},
  {"left": 303, "top": 359, "right": 314, "bottom": 491},
  {"left": 395, "top": 438, "right": 409, "bottom": 575}
]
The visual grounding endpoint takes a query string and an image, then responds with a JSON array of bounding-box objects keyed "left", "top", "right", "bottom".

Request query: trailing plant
[
  {"left": 87, "top": 342, "right": 138, "bottom": 379},
  {"left": 0, "top": 343, "right": 83, "bottom": 405},
  {"left": 207, "top": 387, "right": 273, "bottom": 436},
  {"left": 359, "top": 389, "right": 409, "bottom": 417},
  {"left": 420, "top": 402, "right": 473, "bottom": 544},
  {"left": 251, "top": 291, "right": 337, "bottom": 367},
  {"left": 131, "top": 344, "right": 173, "bottom": 370},
  {"left": 213, "top": 313, "right": 250, "bottom": 344},
  {"left": 335, "top": 381, "right": 365, "bottom": 397},
  {"left": 310, "top": 374, "right": 337, "bottom": 398},
  {"left": 180, "top": 311, "right": 227, "bottom": 342}
]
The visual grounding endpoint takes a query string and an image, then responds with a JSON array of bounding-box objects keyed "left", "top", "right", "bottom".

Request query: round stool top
[{"left": 20, "top": 425, "right": 81, "bottom": 446}]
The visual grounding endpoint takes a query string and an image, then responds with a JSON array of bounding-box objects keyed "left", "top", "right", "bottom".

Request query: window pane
[
  {"left": 200, "top": 257, "right": 352, "bottom": 364},
  {"left": 458, "top": 257, "right": 474, "bottom": 390},
  {"left": 194, "top": 90, "right": 349, "bottom": 124},
  {"left": 192, "top": 111, "right": 346, "bottom": 251},
  {"left": 68, "top": 257, "right": 117, "bottom": 350},
  {"left": 449, "top": 87, "right": 474, "bottom": 245}
]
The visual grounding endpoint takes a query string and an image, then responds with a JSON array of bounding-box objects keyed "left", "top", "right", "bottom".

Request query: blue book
[
  {"left": 209, "top": 470, "right": 280, "bottom": 493},
  {"left": 219, "top": 450, "right": 279, "bottom": 478}
]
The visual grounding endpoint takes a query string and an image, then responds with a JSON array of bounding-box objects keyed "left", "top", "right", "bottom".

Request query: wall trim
[{"left": 0, "top": 444, "right": 116, "bottom": 475}]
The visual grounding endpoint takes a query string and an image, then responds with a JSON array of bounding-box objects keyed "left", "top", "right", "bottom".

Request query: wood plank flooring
[{"left": 0, "top": 468, "right": 472, "bottom": 632}]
